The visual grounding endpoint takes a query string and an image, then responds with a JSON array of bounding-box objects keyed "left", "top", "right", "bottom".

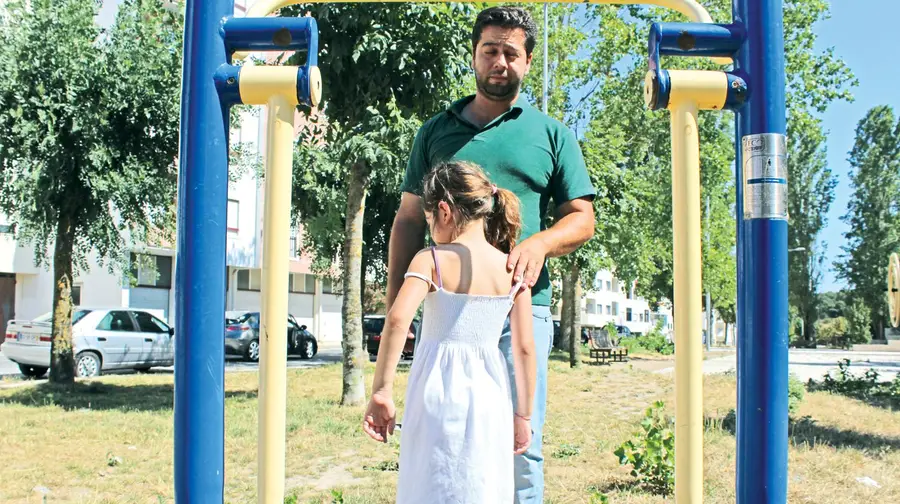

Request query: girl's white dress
[{"left": 396, "top": 247, "right": 519, "bottom": 504}]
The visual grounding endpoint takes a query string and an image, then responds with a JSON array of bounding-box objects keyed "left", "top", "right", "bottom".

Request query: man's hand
[{"left": 507, "top": 235, "right": 550, "bottom": 289}]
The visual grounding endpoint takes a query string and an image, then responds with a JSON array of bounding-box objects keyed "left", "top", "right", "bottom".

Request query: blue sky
[{"left": 97, "top": 1, "right": 892, "bottom": 292}]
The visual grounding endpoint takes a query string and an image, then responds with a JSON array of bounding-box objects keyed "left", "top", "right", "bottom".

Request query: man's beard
[{"left": 475, "top": 71, "right": 520, "bottom": 101}]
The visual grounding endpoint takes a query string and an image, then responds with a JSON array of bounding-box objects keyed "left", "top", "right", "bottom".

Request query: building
[{"left": 554, "top": 269, "right": 674, "bottom": 338}]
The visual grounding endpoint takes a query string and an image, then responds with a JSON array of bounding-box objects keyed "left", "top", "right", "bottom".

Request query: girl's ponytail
[{"left": 484, "top": 187, "right": 521, "bottom": 254}]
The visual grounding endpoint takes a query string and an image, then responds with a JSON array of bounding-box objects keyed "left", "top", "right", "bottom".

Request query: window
[
  {"left": 639, "top": 313, "right": 644, "bottom": 322},
  {"left": 72, "top": 285, "right": 82, "bottom": 306},
  {"left": 606, "top": 280, "right": 611, "bottom": 291},
  {"left": 289, "top": 235, "right": 298, "bottom": 257},
  {"left": 97, "top": 311, "right": 136, "bottom": 332},
  {"left": 237, "top": 269, "right": 261, "bottom": 291},
  {"left": 289, "top": 273, "right": 315, "bottom": 294},
  {"left": 626, "top": 286, "right": 633, "bottom": 299},
  {"left": 131, "top": 254, "right": 173, "bottom": 288},
  {"left": 606, "top": 305, "right": 611, "bottom": 315},
  {"left": 612, "top": 302, "right": 619, "bottom": 316},
  {"left": 626, "top": 308, "right": 633, "bottom": 322},
  {"left": 586, "top": 301, "right": 596, "bottom": 314},
  {"left": 134, "top": 311, "right": 169, "bottom": 333},
  {"left": 645, "top": 310, "right": 650, "bottom": 321},
  {"left": 227, "top": 199, "right": 239, "bottom": 232},
  {"left": 0, "top": 223, "right": 13, "bottom": 234},
  {"left": 323, "top": 277, "right": 341, "bottom": 294}
]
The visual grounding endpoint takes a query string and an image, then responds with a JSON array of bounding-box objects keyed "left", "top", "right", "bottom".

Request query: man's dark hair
[{"left": 472, "top": 7, "right": 538, "bottom": 56}]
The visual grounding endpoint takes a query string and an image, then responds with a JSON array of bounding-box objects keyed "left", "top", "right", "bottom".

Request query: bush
[
  {"left": 814, "top": 359, "right": 900, "bottom": 409},
  {"left": 614, "top": 401, "right": 675, "bottom": 495},
  {"left": 788, "top": 374, "right": 805, "bottom": 415},
  {"left": 844, "top": 298, "right": 872, "bottom": 347},
  {"left": 619, "top": 321, "right": 674, "bottom": 355},
  {"left": 815, "top": 316, "right": 848, "bottom": 347}
]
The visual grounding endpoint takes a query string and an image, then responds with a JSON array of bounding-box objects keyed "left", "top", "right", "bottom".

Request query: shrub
[
  {"left": 614, "top": 401, "right": 675, "bottom": 495},
  {"left": 815, "top": 316, "right": 848, "bottom": 347},
  {"left": 788, "top": 374, "right": 805, "bottom": 415},
  {"left": 843, "top": 298, "right": 872, "bottom": 348}
]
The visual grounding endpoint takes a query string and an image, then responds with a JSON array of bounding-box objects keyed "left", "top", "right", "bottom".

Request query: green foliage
[
  {"left": 788, "top": 374, "right": 806, "bottom": 415},
  {"left": 845, "top": 297, "right": 873, "bottom": 347},
  {"left": 835, "top": 105, "right": 900, "bottom": 340},
  {"left": 818, "top": 291, "right": 848, "bottom": 319},
  {"left": 0, "top": 0, "right": 182, "bottom": 266},
  {"left": 815, "top": 316, "right": 848, "bottom": 348},
  {"left": 552, "top": 443, "right": 581, "bottom": 459},
  {"left": 619, "top": 321, "right": 673, "bottom": 355},
  {"left": 614, "top": 401, "right": 675, "bottom": 495},
  {"left": 815, "top": 359, "right": 900, "bottom": 409},
  {"left": 284, "top": 3, "right": 477, "bottom": 284}
]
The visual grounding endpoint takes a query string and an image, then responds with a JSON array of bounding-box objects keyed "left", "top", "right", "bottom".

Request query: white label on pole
[{"left": 742, "top": 133, "right": 788, "bottom": 220}]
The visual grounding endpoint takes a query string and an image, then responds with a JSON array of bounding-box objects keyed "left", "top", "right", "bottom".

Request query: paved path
[
  {"left": 656, "top": 348, "right": 900, "bottom": 382},
  {"left": 0, "top": 343, "right": 343, "bottom": 381}
]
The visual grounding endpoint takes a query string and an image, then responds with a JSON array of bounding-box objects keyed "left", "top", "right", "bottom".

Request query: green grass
[{"left": 0, "top": 360, "right": 898, "bottom": 503}]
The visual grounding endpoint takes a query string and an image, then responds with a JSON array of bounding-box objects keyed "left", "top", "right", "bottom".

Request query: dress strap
[
  {"left": 508, "top": 281, "right": 524, "bottom": 301},
  {"left": 430, "top": 246, "right": 444, "bottom": 289},
  {"left": 404, "top": 272, "right": 437, "bottom": 290}
]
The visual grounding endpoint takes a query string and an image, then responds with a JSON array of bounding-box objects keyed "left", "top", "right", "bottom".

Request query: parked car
[
  {"left": 2, "top": 308, "right": 174, "bottom": 378},
  {"left": 552, "top": 320, "right": 593, "bottom": 347},
  {"left": 224, "top": 311, "right": 318, "bottom": 362},
  {"left": 365, "top": 315, "right": 418, "bottom": 359}
]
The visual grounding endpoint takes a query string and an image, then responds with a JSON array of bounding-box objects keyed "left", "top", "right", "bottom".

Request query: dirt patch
[{"left": 286, "top": 463, "right": 367, "bottom": 492}]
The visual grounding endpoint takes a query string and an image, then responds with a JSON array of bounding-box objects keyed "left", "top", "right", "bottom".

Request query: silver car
[{"left": 2, "top": 308, "right": 174, "bottom": 378}]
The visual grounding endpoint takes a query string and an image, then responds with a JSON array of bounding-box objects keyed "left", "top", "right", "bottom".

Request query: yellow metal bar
[
  {"left": 240, "top": 65, "right": 301, "bottom": 106},
  {"left": 667, "top": 69, "right": 727, "bottom": 110},
  {"left": 237, "top": 0, "right": 729, "bottom": 65},
  {"left": 258, "top": 93, "right": 295, "bottom": 504},
  {"left": 669, "top": 97, "right": 703, "bottom": 504}
]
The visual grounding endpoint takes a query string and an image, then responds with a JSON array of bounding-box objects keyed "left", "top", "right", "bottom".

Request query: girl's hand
[
  {"left": 362, "top": 391, "right": 396, "bottom": 443},
  {"left": 514, "top": 414, "right": 532, "bottom": 455}
]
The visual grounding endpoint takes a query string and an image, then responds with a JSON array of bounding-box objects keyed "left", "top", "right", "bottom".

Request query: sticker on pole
[{"left": 742, "top": 133, "right": 787, "bottom": 220}]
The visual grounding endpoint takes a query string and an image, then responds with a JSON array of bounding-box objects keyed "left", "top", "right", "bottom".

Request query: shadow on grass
[
  {"left": 589, "top": 477, "right": 672, "bottom": 498},
  {"left": 0, "top": 381, "right": 257, "bottom": 413},
  {"left": 705, "top": 410, "right": 900, "bottom": 451}
]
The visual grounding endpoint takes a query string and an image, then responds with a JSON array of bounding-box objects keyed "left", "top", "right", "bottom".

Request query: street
[
  {"left": 656, "top": 348, "right": 900, "bottom": 382},
  {"left": 0, "top": 343, "right": 343, "bottom": 380}
]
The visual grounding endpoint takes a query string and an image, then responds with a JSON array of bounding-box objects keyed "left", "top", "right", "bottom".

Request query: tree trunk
[
  {"left": 49, "top": 213, "right": 76, "bottom": 385},
  {"left": 560, "top": 268, "right": 575, "bottom": 352},
  {"left": 341, "top": 161, "right": 369, "bottom": 406},
  {"left": 724, "top": 322, "right": 730, "bottom": 347},
  {"left": 568, "top": 264, "right": 582, "bottom": 368}
]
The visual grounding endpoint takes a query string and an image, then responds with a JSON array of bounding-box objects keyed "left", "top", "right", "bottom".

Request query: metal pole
[
  {"left": 258, "top": 93, "right": 294, "bottom": 504},
  {"left": 670, "top": 98, "right": 704, "bottom": 503},
  {"left": 174, "top": 0, "right": 231, "bottom": 501},
  {"left": 734, "top": 0, "right": 789, "bottom": 502},
  {"left": 706, "top": 194, "right": 712, "bottom": 350},
  {"left": 542, "top": 3, "right": 549, "bottom": 114}
]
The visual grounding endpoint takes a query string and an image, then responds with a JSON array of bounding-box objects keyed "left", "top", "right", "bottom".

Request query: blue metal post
[
  {"left": 733, "top": 0, "right": 789, "bottom": 502},
  {"left": 175, "top": 0, "right": 232, "bottom": 501}
]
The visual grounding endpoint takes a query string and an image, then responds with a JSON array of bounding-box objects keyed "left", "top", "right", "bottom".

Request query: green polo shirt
[{"left": 400, "top": 95, "right": 595, "bottom": 307}]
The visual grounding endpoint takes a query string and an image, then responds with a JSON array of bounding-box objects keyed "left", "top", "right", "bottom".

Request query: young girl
[{"left": 362, "top": 161, "right": 537, "bottom": 503}]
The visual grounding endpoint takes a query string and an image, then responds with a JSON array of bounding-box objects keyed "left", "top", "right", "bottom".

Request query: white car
[{"left": 2, "top": 308, "right": 174, "bottom": 378}]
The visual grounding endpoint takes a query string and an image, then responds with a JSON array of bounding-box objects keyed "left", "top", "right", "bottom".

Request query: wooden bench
[{"left": 588, "top": 329, "right": 629, "bottom": 365}]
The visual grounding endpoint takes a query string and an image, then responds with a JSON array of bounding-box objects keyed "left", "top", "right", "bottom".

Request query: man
[{"left": 386, "top": 6, "right": 595, "bottom": 502}]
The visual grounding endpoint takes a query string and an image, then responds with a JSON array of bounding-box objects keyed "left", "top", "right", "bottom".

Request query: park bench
[{"left": 589, "top": 328, "right": 629, "bottom": 365}]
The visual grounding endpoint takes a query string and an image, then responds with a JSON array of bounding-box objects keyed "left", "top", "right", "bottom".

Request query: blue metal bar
[
  {"left": 175, "top": 0, "right": 231, "bottom": 501},
  {"left": 648, "top": 22, "right": 745, "bottom": 74},
  {"left": 222, "top": 16, "right": 314, "bottom": 53},
  {"left": 733, "top": 0, "right": 789, "bottom": 502},
  {"left": 644, "top": 69, "right": 745, "bottom": 112},
  {"left": 214, "top": 64, "right": 243, "bottom": 106}
]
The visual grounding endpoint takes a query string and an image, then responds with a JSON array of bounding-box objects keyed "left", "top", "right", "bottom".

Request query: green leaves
[
  {"left": 614, "top": 400, "right": 675, "bottom": 495},
  {"left": 0, "top": 0, "right": 183, "bottom": 268}
]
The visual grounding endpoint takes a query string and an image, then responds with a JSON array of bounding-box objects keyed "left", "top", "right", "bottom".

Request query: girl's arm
[
  {"left": 510, "top": 288, "right": 536, "bottom": 418},
  {"left": 371, "top": 251, "right": 432, "bottom": 397}
]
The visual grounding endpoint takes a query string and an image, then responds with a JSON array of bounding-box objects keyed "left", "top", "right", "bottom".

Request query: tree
[
  {"left": 0, "top": 0, "right": 182, "bottom": 384},
  {"left": 787, "top": 112, "right": 837, "bottom": 346},
  {"left": 782, "top": 0, "right": 855, "bottom": 348},
  {"left": 835, "top": 106, "right": 900, "bottom": 341},
  {"left": 285, "top": 3, "right": 476, "bottom": 405}
]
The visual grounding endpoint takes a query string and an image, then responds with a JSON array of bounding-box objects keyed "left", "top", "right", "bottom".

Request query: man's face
[{"left": 472, "top": 25, "right": 532, "bottom": 102}]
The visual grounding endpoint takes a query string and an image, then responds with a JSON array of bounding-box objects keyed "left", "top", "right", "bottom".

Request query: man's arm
[
  {"left": 386, "top": 192, "right": 427, "bottom": 313},
  {"left": 507, "top": 197, "right": 594, "bottom": 287}
]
